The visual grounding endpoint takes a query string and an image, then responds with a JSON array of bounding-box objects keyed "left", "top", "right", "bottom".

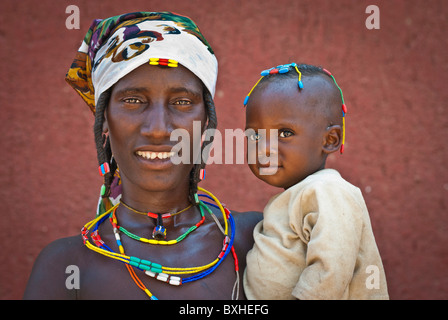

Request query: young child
[{"left": 242, "top": 63, "right": 389, "bottom": 300}]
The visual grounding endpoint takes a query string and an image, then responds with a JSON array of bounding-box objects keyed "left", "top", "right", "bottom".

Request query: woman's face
[{"left": 104, "top": 63, "right": 207, "bottom": 196}]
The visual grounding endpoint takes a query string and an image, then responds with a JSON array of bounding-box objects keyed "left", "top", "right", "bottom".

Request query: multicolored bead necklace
[
  {"left": 119, "top": 201, "right": 194, "bottom": 240},
  {"left": 111, "top": 203, "right": 203, "bottom": 245},
  {"left": 81, "top": 187, "right": 239, "bottom": 300}
]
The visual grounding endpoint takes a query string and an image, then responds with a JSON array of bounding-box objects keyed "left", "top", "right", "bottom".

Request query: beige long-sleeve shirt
[{"left": 244, "top": 169, "right": 388, "bottom": 300}]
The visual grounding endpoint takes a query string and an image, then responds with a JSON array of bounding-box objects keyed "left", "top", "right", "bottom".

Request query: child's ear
[{"left": 322, "top": 125, "right": 342, "bottom": 154}]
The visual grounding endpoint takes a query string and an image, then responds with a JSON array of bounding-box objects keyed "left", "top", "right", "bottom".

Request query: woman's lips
[
  {"left": 134, "top": 150, "right": 176, "bottom": 170},
  {"left": 135, "top": 150, "right": 175, "bottom": 160}
]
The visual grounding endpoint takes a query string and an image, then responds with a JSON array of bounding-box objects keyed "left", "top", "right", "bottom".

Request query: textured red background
[{"left": 1, "top": 0, "right": 447, "bottom": 300}]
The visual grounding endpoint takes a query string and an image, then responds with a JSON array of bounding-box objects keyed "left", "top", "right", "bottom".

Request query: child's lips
[
  {"left": 258, "top": 161, "right": 280, "bottom": 168},
  {"left": 258, "top": 164, "right": 281, "bottom": 175}
]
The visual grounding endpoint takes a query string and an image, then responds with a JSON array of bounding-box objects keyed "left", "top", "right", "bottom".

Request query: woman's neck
[
  {"left": 119, "top": 179, "right": 192, "bottom": 215},
  {"left": 112, "top": 179, "right": 200, "bottom": 236}
]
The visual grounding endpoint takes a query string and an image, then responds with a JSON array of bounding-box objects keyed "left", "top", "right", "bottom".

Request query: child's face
[{"left": 245, "top": 76, "right": 332, "bottom": 189}]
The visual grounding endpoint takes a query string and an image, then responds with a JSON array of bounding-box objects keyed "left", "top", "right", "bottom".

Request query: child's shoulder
[
  {"left": 294, "top": 168, "right": 352, "bottom": 189},
  {"left": 288, "top": 169, "right": 364, "bottom": 202}
]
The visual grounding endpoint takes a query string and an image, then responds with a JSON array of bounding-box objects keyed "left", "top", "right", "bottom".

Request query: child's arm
[{"left": 290, "top": 181, "right": 365, "bottom": 300}]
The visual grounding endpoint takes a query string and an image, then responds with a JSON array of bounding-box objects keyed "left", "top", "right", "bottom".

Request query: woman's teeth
[{"left": 136, "top": 151, "right": 175, "bottom": 160}]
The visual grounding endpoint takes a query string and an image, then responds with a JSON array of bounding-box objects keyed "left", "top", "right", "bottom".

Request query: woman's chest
[{"left": 77, "top": 223, "right": 241, "bottom": 300}]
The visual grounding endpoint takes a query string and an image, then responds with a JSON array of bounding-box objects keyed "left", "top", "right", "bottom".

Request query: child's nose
[{"left": 258, "top": 136, "right": 278, "bottom": 158}]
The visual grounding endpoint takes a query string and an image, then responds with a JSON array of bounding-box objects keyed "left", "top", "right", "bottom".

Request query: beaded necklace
[
  {"left": 84, "top": 205, "right": 235, "bottom": 299},
  {"left": 81, "top": 187, "right": 239, "bottom": 300},
  {"left": 120, "top": 201, "right": 193, "bottom": 240},
  {"left": 120, "top": 201, "right": 193, "bottom": 218},
  {"left": 114, "top": 203, "right": 204, "bottom": 245}
]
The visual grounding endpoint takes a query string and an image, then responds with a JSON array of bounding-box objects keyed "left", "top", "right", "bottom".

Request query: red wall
[{"left": 1, "top": 0, "right": 447, "bottom": 299}]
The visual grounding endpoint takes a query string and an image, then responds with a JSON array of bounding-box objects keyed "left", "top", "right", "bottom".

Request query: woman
[{"left": 23, "top": 11, "right": 261, "bottom": 300}]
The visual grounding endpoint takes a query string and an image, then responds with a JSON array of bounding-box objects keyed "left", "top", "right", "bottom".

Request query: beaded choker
[
  {"left": 81, "top": 187, "right": 239, "bottom": 300},
  {"left": 120, "top": 201, "right": 193, "bottom": 218},
  {"left": 113, "top": 203, "right": 205, "bottom": 245},
  {"left": 119, "top": 201, "right": 194, "bottom": 240}
]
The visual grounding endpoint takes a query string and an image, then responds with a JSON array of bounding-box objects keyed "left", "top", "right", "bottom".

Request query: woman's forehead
[{"left": 113, "top": 63, "right": 204, "bottom": 93}]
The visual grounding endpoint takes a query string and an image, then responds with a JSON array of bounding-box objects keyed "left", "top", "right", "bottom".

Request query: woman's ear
[
  {"left": 102, "top": 109, "right": 109, "bottom": 134},
  {"left": 202, "top": 116, "right": 208, "bottom": 131},
  {"left": 322, "top": 125, "right": 342, "bottom": 154}
]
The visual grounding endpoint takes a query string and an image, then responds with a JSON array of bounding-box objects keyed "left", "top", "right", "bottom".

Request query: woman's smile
[
  {"left": 135, "top": 150, "right": 175, "bottom": 160},
  {"left": 133, "top": 141, "right": 181, "bottom": 172},
  {"left": 134, "top": 149, "right": 176, "bottom": 170}
]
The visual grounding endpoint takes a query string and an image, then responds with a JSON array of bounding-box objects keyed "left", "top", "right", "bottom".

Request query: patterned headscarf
[{"left": 65, "top": 11, "right": 218, "bottom": 113}]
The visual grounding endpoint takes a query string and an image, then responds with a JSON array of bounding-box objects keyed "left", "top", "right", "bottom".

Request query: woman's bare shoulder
[
  {"left": 231, "top": 210, "right": 263, "bottom": 230},
  {"left": 229, "top": 210, "right": 263, "bottom": 260},
  {"left": 23, "top": 235, "right": 86, "bottom": 299}
]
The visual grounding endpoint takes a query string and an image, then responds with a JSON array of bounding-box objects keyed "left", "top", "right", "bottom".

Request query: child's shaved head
[{"left": 253, "top": 64, "right": 343, "bottom": 128}]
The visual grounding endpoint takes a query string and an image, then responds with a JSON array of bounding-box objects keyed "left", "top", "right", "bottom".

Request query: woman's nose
[{"left": 140, "top": 103, "right": 172, "bottom": 141}]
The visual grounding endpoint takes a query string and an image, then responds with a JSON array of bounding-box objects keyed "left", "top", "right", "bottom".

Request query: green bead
[
  {"left": 100, "top": 184, "right": 106, "bottom": 196},
  {"left": 151, "top": 262, "right": 162, "bottom": 269},
  {"left": 141, "top": 259, "right": 153, "bottom": 267},
  {"left": 139, "top": 264, "right": 151, "bottom": 271},
  {"left": 150, "top": 266, "right": 163, "bottom": 273}
]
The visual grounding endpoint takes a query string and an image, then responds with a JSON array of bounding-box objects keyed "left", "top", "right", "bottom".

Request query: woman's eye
[
  {"left": 173, "top": 99, "right": 192, "bottom": 105},
  {"left": 279, "top": 130, "right": 293, "bottom": 138},
  {"left": 123, "top": 97, "right": 143, "bottom": 104}
]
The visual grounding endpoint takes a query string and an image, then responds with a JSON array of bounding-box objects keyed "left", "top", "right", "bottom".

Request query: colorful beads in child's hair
[
  {"left": 261, "top": 68, "right": 277, "bottom": 76},
  {"left": 322, "top": 68, "right": 347, "bottom": 154},
  {"left": 322, "top": 68, "right": 332, "bottom": 76},
  {"left": 99, "top": 162, "right": 110, "bottom": 176},
  {"left": 260, "top": 64, "right": 297, "bottom": 76},
  {"left": 278, "top": 66, "right": 289, "bottom": 74},
  {"left": 244, "top": 63, "right": 303, "bottom": 106}
]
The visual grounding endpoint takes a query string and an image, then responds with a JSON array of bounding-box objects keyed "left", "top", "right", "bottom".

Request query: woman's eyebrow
[
  {"left": 114, "top": 87, "right": 149, "bottom": 96},
  {"left": 114, "top": 86, "right": 202, "bottom": 98},
  {"left": 169, "top": 86, "right": 202, "bottom": 98}
]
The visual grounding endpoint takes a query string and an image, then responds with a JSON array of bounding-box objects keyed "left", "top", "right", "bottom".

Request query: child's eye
[
  {"left": 279, "top": 130, "right": 294, "bottom": 138},
  {"left": 248, "top": 133, "right": 262, "bottom": 141}
]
